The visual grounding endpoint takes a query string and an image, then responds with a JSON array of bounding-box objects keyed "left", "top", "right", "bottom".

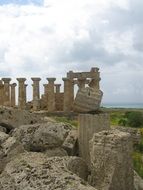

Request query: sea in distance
[{"left": 102, "top": 103, "right": 143, "bottom": 109}]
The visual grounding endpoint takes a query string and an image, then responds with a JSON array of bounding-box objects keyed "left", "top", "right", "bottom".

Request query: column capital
[
  {"left": 31, "top": 77, "right": 41, "bottom": 82},
  {"left": 43, "top": 84, "right": 48, "bottom": 87},
  {"left": 2, "top": 78, "right": 11, "bottom": 83},
  {"left": 54, "top": 84, "right": 61, "bottom": 87},
  {"left": 10, "top": 83, "right": 17, "bottom": 87},
  {"left": 17, "top": 78, "right": 26, "bottom": 82},
  {"left": 46, "top": 78, "right": 56, "bottom": 82},
  {"left": 62, "top": 77, "right": 71, "bottom": 81}
]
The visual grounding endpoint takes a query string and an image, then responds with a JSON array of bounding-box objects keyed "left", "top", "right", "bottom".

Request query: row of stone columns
[{"left": 0, "top": 75, "right": 99, "bottom": 111}]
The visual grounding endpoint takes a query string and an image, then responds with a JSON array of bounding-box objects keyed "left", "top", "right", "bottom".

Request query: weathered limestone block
[
  {"left": 78, "top": 113, "right": 110, "bottom": 166},
  {"left": 134, "top": 171, "right": 143, "bottom": 190},
  {"left": 89, "top": 129, "right": 134, "bottom": 190},
  {"left": 62, "top": 129, "right": 78, "bottom": 156},
  {"left": 67, "top": 157, "right": 88, "bottom": 181},
  {"left": 0, "top": 153, "right": 97, "bottom": 190},
  {"left": 73, "top": 87, "right": 103, "bottom": 113},
  {"left": 12, "top": 122, "right": 72, "bottom": 152},
  {"left": 45, "top": 147, "right": 68, "bottom": 157},
  {"left": 116, "top": 126, "right": 141, "bottom": 146},
  {"left": 0, "top": 131, "right": 9, "bottom": 144}
]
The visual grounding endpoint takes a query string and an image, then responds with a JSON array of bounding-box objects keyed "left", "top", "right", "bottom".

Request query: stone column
[
  {"left": 2, "top": 78, "right": 11, "bottom": 106},
  {"left": 17, "top": 78, "right": 26, "bottom": 109},
  {"left": 0, "top": 80, "right": 4, "bottom": 105},
  {"left": 78, "top": 113, "right": 110, "bottom": 166},
  {"left": 43, "top": 84, "right": 48, "bottom": 95},
  {"left": 24, "top": 84, "right": 28, "bottom": 104},
  {"left": 55, "top": 84, "right": 61, "bottom": 93},
  {"left": 89, "top": 68, "right": 100, "bottom": 90},
  {"left": 46, "top": 78, "right": 56, "bottom": 112},
  {"left": 31, "top": 78, "right": 41, "bottom": 111},
  {"left": 10, "top": 83, "right": 17, "bottom": 107},
  {"left": 77, "top": 78, "right": 86, "bottom": 90},
  {"left": 62, "top": 78, "right": 74, "bottom": 112}
]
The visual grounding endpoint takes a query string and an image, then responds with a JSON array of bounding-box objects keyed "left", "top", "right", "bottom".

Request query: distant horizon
[{"left": 102, "top": 102, "right": 143, "bottom": 108}]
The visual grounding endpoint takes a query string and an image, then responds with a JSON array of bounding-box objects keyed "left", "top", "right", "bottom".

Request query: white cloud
[{"left": 0, "top": 0, "right": 142, "bottom": 103}]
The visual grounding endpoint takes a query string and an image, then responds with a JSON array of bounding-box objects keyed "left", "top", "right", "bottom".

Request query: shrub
[{"left": 126, "top": 112, "right": 143, "bottom": 128}]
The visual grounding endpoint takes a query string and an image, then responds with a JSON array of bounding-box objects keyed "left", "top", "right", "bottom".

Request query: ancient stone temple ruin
[{"left": 0, "top": 67, "right": 102, "bottom": 112}]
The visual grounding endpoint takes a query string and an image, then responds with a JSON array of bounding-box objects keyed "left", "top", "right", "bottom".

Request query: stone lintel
[
  {"left": 31, "top": 77, "right": 41, "bottom": 82},
  {"left": 2, "top": 78, "right": 11, "bottom": 83},
  {"left": 17, "top": 78, "right": 26, "bottom": 82},
  {"left": 67, "top": 70, "right": 98, "bottom": 79},
  {"left": 47, "top": 78, "right": 56, "bottom": 82}
]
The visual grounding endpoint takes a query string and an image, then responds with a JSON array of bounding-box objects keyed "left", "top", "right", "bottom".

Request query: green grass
[
  {"left": 54, "top": 116, "right": 78, "bottom": 128},
  {"left": 133, "top": 151, "right": 143, "bottom": 178}
]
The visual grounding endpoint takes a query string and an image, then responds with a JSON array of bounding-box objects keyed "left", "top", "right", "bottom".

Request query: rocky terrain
[{"left": 0, "top": 106, "right": 142, "bottom": 190}]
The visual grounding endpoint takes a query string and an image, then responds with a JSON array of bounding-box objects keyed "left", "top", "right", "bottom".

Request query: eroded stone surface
[
  {"left": 89, "top": 129, "right": 134, "bottom": 190},
  {"left": 0, "top": 152, "right": 97, "bottom": 190},
  {"left": 73, "top": 87, "right": 103, "bottom": 113},
  {"left": 62, "top": 129, "right": 78, "bottom": 156},
  {"left": 12, "top": 122, "right": 72, "bottom": 152},
  {"left": 134, "top": 171, "right": 143, "bottom": 190}
]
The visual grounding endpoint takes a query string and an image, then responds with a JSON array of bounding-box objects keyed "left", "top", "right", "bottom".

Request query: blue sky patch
[{"left": 0, "top": 0, "right": 43, "bottom": 6}]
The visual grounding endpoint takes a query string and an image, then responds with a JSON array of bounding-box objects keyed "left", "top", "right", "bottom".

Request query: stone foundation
[{"left": 78, "top": 113, "right": 110, "bottom": 166}]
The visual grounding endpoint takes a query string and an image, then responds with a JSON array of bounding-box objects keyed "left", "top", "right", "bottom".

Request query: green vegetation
[
  {"left": 133, "top": 151, "right": 143, "bottom": 178},
  {"left": 109, "top": 108, "right": 143, "bottom": 178},
  {"left": 54, "top": 109, "right": 143, "bottom": 178},
  {"left": 110, "top": 110, "right": 143, "bottom": 128},
  {"left": 54, "top": 116, "right": 78, "bottom": 128}
]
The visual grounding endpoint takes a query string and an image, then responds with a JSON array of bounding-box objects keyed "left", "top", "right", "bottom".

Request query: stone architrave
[
  {"left": 55, "top": 84, "right": 61, "bottom": 93},
  {"left": 10, "top": 83, "right": 17, "bottom": 107},
  {"left": 17, "top": 78, "right": 26, "bottom": 109},
  {"left": 31, "top": 78, "right": 41, "bottom": 111},
  {"left": 62, "top": 78, "right": 74, "bottom": 112},
  {"left": 0, "top": 80, "right": 4, "bottom": 105},
  {"left": 46, "top": 78, "right": 56, "bottom": 112},
  {"left": 2, "top": 78, "right": 11, "bottom": 106},
  {"left": 77, "top": 78, "right": 86, "bottom": 90}
]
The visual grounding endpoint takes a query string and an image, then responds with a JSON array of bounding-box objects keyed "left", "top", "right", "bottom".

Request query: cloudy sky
[{"left": 0, "top": 0, "right": 143, "bottom": 104}]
